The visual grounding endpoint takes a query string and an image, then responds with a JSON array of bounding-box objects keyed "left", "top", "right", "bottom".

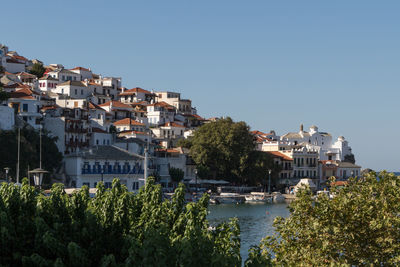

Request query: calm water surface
[{"left": 207, "top": 202, "right": 291, "bottom": 262}]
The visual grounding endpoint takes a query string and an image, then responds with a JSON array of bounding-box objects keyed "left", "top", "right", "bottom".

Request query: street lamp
[
  {"left": 351, "top": 171, "right": 354, "bottom": 178},
  {"left": 4, "top": 167, "right": 10, "bottom": 183},
  {"left": 29, "top": 168, "right": 48, "bottom": 189},
  {"left": 268, "top": 169, "right": 272, "bottom": 194},
  {"left": 194, "top": 168, "right": 198, "bottom": 192}
]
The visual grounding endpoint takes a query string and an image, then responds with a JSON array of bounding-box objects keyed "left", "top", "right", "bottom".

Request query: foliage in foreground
[
  {"left": 245, "top": 171, "right": 400, "bottom": 266},
  {"left": 0, "top": 177, "right": 241, "bottom": 266}
]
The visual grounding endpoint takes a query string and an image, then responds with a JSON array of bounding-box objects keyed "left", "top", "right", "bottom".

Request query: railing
[{"left": 82, "top": 168, "right": 144, "bottom": 175}]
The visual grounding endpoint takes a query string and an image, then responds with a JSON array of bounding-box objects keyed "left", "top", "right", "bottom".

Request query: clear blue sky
[{"left": 3, "top": 0, "right": 400, "bottom": 171}]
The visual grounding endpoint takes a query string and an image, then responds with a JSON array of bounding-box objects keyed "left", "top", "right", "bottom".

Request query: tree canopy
[
  {"left": 0, "top": 83, "right": 10, "bottom": 102},
  {"left": 184, "top": 117, "right": 275, "bottom": 185},
  {"left": 29, "top": 63, "right": 46, "bottom": 78},
  {"left": 169, "top": 167, "right": 185, "bottom": 184},
  {"left": 0, "top": 127, "right": 62, "bottom": 185},
  {"left": 0, "top": 178, "right": 241, "bottom": 266},
  {"left": 187, "top": 117, "right": 254, "bottom": 182},
  {"left": 245, "top": 172, "right": 400, "bottom": 266}
]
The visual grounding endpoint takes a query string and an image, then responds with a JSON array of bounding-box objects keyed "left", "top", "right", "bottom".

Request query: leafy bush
[
  {"left": 245, "top": 172, "right": 400, "bottom": 266},
  {"left": 0, "top": 177, "right": 241, "bottom": 266}
]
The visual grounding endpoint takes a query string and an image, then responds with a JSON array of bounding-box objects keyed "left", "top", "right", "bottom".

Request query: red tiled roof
[
  {"left": 99, "top": 100, "right": 132, "bottom": 109},
  {"left": 17, "top": 72, "right": 36, "bottom": 78},
  {"left": 119, "top": 87, "right": 152, "bottom": 96},
  {"left": 113, "top": 118, "right": 145, "bottom": 126},
  {"left": 3, "top": 83, "right": 31, "bottom": 90},
  {"left": 88, "top": 102, "right": 105, "bottom": 110},
  {"left": 265, "top": 151, "right": 293, "bottom": 161},
  {"left": 70, "top": 67, "right": 91, "bottom": 72},
  {"left": 11, "top": 55, "right": 28, "bottom": 62},
  {"left": 161, "top": 122, "right": 185, "bottom": 128},
  {"left": 41, "top": 105, "right": 59, "bottom": 111},
  {"left": 147, "top": 101, "right": 175, "bottom": 110}
]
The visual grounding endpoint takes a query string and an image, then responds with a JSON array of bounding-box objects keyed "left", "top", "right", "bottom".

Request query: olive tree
[{"left": 245, "top": 172, "right": 400, "bottom": 266}]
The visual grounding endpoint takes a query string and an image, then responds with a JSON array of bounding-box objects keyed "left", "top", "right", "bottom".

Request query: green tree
[
  {"left": 242, "top": 151, "right": 280, "bottom": 187},
  {"left": 169, "top": 167, "right": 185, "bottom": 184},
  {"left": 0, "top": 84, "right": 10, "bottom": 102},
  {"left": 0, "top": 178, "right": 242, "bottom": 266},
  {"left": 189, "top": 117, "right": 255, "bottom": 183},
  {"left": 0, "top": 127, "right": 62, "bottom": 184},
  {"left": 245, "top": 171, "right": 400, "bottom": 266},
  {"left": 176, "top": 136, "right": 192, "bottom": 148},
  {"left": 29, "top": 63, "right": 46, "bottom": 78}
]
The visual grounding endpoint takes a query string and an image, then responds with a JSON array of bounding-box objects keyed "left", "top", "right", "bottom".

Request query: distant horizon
[{"left": 2, "top": 0, "right": 400, "bottom": 171}]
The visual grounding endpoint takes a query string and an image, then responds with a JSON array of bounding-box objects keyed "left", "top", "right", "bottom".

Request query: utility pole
[
  {"left": 144, "top": 146, "right": 148, "bottom": 186},
  {"left": 268, "top": 169, "right": 272, "bottom": 195},
  {"left": 39, "top": 124, "right": 42, "bottom": 169},
  {"left": 16, "top": 127, "right": 20, "bottom": 184}
]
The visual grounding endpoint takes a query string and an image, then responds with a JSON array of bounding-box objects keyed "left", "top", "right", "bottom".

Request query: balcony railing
[{"left": 82, "top": 168, "right": 144, "bottom": 175}]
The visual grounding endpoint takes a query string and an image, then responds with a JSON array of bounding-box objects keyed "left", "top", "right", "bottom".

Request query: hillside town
[{"left": 0, "top": 43, "right": 361, "bottom": 192}]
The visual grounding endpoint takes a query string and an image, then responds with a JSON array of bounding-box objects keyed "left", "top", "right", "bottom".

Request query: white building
[
  {"left": 99, "top": 100, "right": 133, "bottom": 121},
  {"left": 8, "top": 89, "right": 42, "bottom": 129},
  {"left": 0, "top": 105, "right": 15, "bottom": 130},
  {"left": 54, "top": 81, "right": 92, "bottom": 99},
  {"left": 113, "top": 118, "right": 146, "bottom": 133},
  {"left": 156, "top": 91, "right": 192, "bottom": 115},
  {"left": 38, "top": 76, "right": 59, "bottom": 92},
  {"left": 93, "top": 76, "right": 121, "bottom": 100},
  {"left": 69, "top": 67, "right": 93, "bottom": 80},
  {"left": 47, "top": 68, "right": 81, "bottom": 82},
  {"left": 151, "top": 122, "right": 186, "bottom": 139},
  {"left": 119, "top": 87, "right": 154, "bottom": 103},
  {"left": 65, "top": 145, "right": 145, "bottom": 191},
  {"left": 273, "top": 124, "right": 354, "bottom": 161},
  {"left": 146, "top": 101, "right": 176, "bottom": 126},
  {"left": 90, "top": 128, "right": 113, "bottom": 146}
]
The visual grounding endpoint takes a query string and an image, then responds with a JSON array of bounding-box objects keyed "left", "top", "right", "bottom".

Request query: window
[
  {"left": 132, "top": 181, "right": 139, "bottom": 190},
  {"left": 75, "top": 89, "right": 78, "bottom": 95},
  {"left": 74, "top": 77, "right": 77, "bottom": 81},
  {"left": 81, "top": 89, "right": 83, "bottom": 95},
  {"left": 83, "top": 182, "right": 90, "bottom": 187},
  {"left": 105, "top": 182, "right": 112, "bottom": 189},
  {"left": 22, "top": 104, "right": 28, "bottom": 112},
  {"left": 96, "top": 140, "right": 99, "bottom": 145}
]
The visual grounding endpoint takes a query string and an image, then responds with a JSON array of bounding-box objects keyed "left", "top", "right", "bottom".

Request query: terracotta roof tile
[
  {"left": 265, "top": 151, "right": 293, "bottom": 161},
  {"left": 161, "top": 122, "right": 185, "bottom": 128},
  {"left": 119, "top": 87, "right": 152, "bottom": 96},
  {"left": 99, "top": 100, "right": 132, "bottom": 109},
  {"left": 113, "top": 118, "right": 145, "bottom": 126}
]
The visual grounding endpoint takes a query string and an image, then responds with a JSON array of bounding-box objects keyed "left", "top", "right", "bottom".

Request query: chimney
[{"left": 300, "top": 124, "right": 304, "bottom": 132}]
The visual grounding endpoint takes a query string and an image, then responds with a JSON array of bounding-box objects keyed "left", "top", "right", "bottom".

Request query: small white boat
[
  {"left": 217, "top": 193, "right": 245, "bottom": 204},
  {"left": 245, "top": 192, "right": 271, "bottom": 203}
]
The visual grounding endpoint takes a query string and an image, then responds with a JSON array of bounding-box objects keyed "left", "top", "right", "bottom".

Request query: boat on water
[
  {"left": 245, "top": 192, "right": 272, "bottom": 203},
  {"left": 216, "top": 192, "right": 245, "bottom": 204}
]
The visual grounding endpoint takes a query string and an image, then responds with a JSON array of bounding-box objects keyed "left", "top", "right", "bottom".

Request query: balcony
[{"left": 81, "top": 168, "right": 144, "bottom": 175}]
